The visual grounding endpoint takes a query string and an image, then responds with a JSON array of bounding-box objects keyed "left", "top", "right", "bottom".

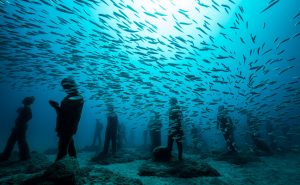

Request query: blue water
[{"left": 0, "top": 0, "right": 299, "bottom": 153}]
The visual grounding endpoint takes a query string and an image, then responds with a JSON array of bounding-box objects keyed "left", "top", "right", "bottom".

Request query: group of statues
[
  {"left": 217, "top": 106, "right": 275, "bottom": 156},
  {"left": 0, "top": 78, "right": 279, "bottom": 163},
  {"left": 93, "top": 97, "right": 184, "bottom": 161},
  {"left": 0, "top": 77, "right": 84, "bottom": 162}
]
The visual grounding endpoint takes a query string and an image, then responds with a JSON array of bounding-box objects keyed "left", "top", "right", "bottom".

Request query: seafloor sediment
[{"left": 0, "top": 150, "right": 299, "bottom": 185}]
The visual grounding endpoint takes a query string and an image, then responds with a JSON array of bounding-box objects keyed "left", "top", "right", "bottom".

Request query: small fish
[
  {"left": 198, "top": 3, "right": 209, "bottom": 8},
  {"left": 228, "top": 0, "right": 236, "bottom": 4},
  {"left": 56, "top": 7, "right": 73, "bottom": 14},
  {"left": 144, "top": 12, "right": 158, "bottom": 18},
  {"left": 262, "top": 49, "right": 272, "bottom": 56},
  {"left": 212, "top": 5, "right": 220, "bottom": 12},
  {"left": 250, "top": 34, "right": 256, "bottom": 44},
  {"left": 261, "top": 0, "right": 280, "bottom": 13},
  {"left": 240, "top": 37, "right": 245, "bottom": 44},
  {"left": 239, "top": 6, "right": 244, "bottom": 13},
  {"left": 279, "top": 66, "right": 295, "bottom": 75},
  {"left": 293, "top": 32, "right": 300, "bottom": 38},
  {"left": 196, "top": 27, "right": 207, "bottom": 35},
  {"left": 293, "top": 12, "right": 300, "bottom": 20},
  {"left": 217, "top": 23, "right": 225, "bottom": 29},
  {"left": 287, "top": 58, "right": 296, "bottom": 62},
  {"left": 126, "top": 5, "right": 138, "bottom": 13},
  {"left": 40, "top": 0, "right": 52, "bottom": 6},
  {"left": 277, "top": 49, "right": 285, "bottom": 55},
  {"left": 155, "top": 12, "right": 167, "bottom": 16}
]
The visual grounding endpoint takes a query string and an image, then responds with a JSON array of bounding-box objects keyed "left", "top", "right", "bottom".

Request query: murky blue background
[{"left": 0, "top": 0, "right": 299, "bottom": 152}]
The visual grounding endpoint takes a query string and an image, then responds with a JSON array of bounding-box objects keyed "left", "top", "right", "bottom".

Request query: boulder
[
  {"left": 23, "top": 157, "right": 90, "bottom": 185},
  {"left": 0, "top": 152, "right": 51, "bottom": 184},
  {"left": 138, "top": 159, "right": 220, "bottom": 178},
  {"left": 0, "top": 151, "right": 51, "bottom": 178},
  {"left": 91, "top": 149, "right": 145, "bottom": 165},
  {"left": 87, "top": 168, "right": 143, "bottom": 185},
  {"left": 215, "top": 152, "right": 260, "bottom": 165},
  {"left": 23, "top": 156, "right": 143, "bottom": 185},
  {"left": 152, "top": 146, "right": 171, "bottom": 162}
]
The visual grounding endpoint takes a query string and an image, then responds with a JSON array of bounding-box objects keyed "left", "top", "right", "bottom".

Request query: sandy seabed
[
  {"left": 1, "top": 151, "right": 299, "bottom": 185},
  {"left": 77, "top": 152, "right": 300, "bottom": 185}
]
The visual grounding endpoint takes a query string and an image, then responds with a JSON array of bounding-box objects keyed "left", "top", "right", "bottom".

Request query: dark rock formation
[
  {"left": 87, "top": 168, "right": 143, "bottom": 185},
  {"left": 138, "top": 159, "right": 220, "bottom": 178},
  {"left": 215, "top": 152, "right": 261, "bottom": 165},
  {"left": 0, "top": 152, "right": 51, "bottom": 185},
  {"left": 91, "top": 149, "right": 146, "bottom": 165},
  {"left": 152, "top": 146, "right": 171, "bottom": 162},
  {"left": 23, "top": 157, "right": 90, "bottom": 185},
  {"left": 0, "top": 151, "right": 51, "bottom": 177},
  {"left": 23, "top": 156, "right": 143, "bottom": 185}
]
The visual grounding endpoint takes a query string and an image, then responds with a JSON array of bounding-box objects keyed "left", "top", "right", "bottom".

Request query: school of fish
[{"left": 0, "top": 0, "right": 299, "bottom": 137}]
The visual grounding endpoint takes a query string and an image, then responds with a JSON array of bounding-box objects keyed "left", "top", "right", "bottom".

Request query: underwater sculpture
[
  {"left": 217, "top": 105, "right": 237, "bottom": 154},
  {"left": 1, "top": 96, "right": 35, "bottom": 161},
  {"left": 167, "top": 97, "right": 184, "bottom": 161},
  {"left": 49, "top": 77, "right": 84, "bottom": 161}
]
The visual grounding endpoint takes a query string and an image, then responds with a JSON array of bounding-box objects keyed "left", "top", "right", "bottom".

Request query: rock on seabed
[{"left": 138, "top": 159, "right": 220, "bottom": 178}]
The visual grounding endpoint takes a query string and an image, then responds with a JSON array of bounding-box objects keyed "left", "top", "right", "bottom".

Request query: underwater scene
[{"left": 0, "top": 0, "right": 300, "bottom": 184}]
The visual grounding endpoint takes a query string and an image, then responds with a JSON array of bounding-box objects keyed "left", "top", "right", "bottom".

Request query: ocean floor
[{"left": 0, "top": 150, "right": 299, "bottom": 185}]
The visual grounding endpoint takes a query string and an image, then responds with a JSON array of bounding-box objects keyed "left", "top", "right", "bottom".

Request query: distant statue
[
  {"left": 100, "top": 105, "right": 118, "bottom": 156},
  {"left": 266, "top": 120, "right": 277, "bottom": 151},
  {"left": 247, "top": 113, "right": 272, "bottom": 156},
  {"left": 1, "top": 96, "right": 35, "bottom": 161},
  {"left": 217, "top": 105, "right": 237, "bottom": 154},
  {"left": 92, "top": 119, "right": 103, "bottom": 147},
  {"left": 194, "top": 122, "right": 210, "bottom": 156},
  {"left": 191, "top": 123, "right": 199, "bottom": 150},
  {"left": 149, "top": 112, "right": 162, "bottom": 151},
  {"left": 49, "top": 77, "right": 84, "bottom": 161},
  {"left": 117, "top": 122, "right": 126, "bottom": 149},
  {"left": 167, "top": 97, "right": 184, "bottom": 161},
  {"left": 143, "top": 126, "right": 148, "bottom": 146},
  {"left": 130, "top": 128, "right": 135, "bottom": 147}
]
